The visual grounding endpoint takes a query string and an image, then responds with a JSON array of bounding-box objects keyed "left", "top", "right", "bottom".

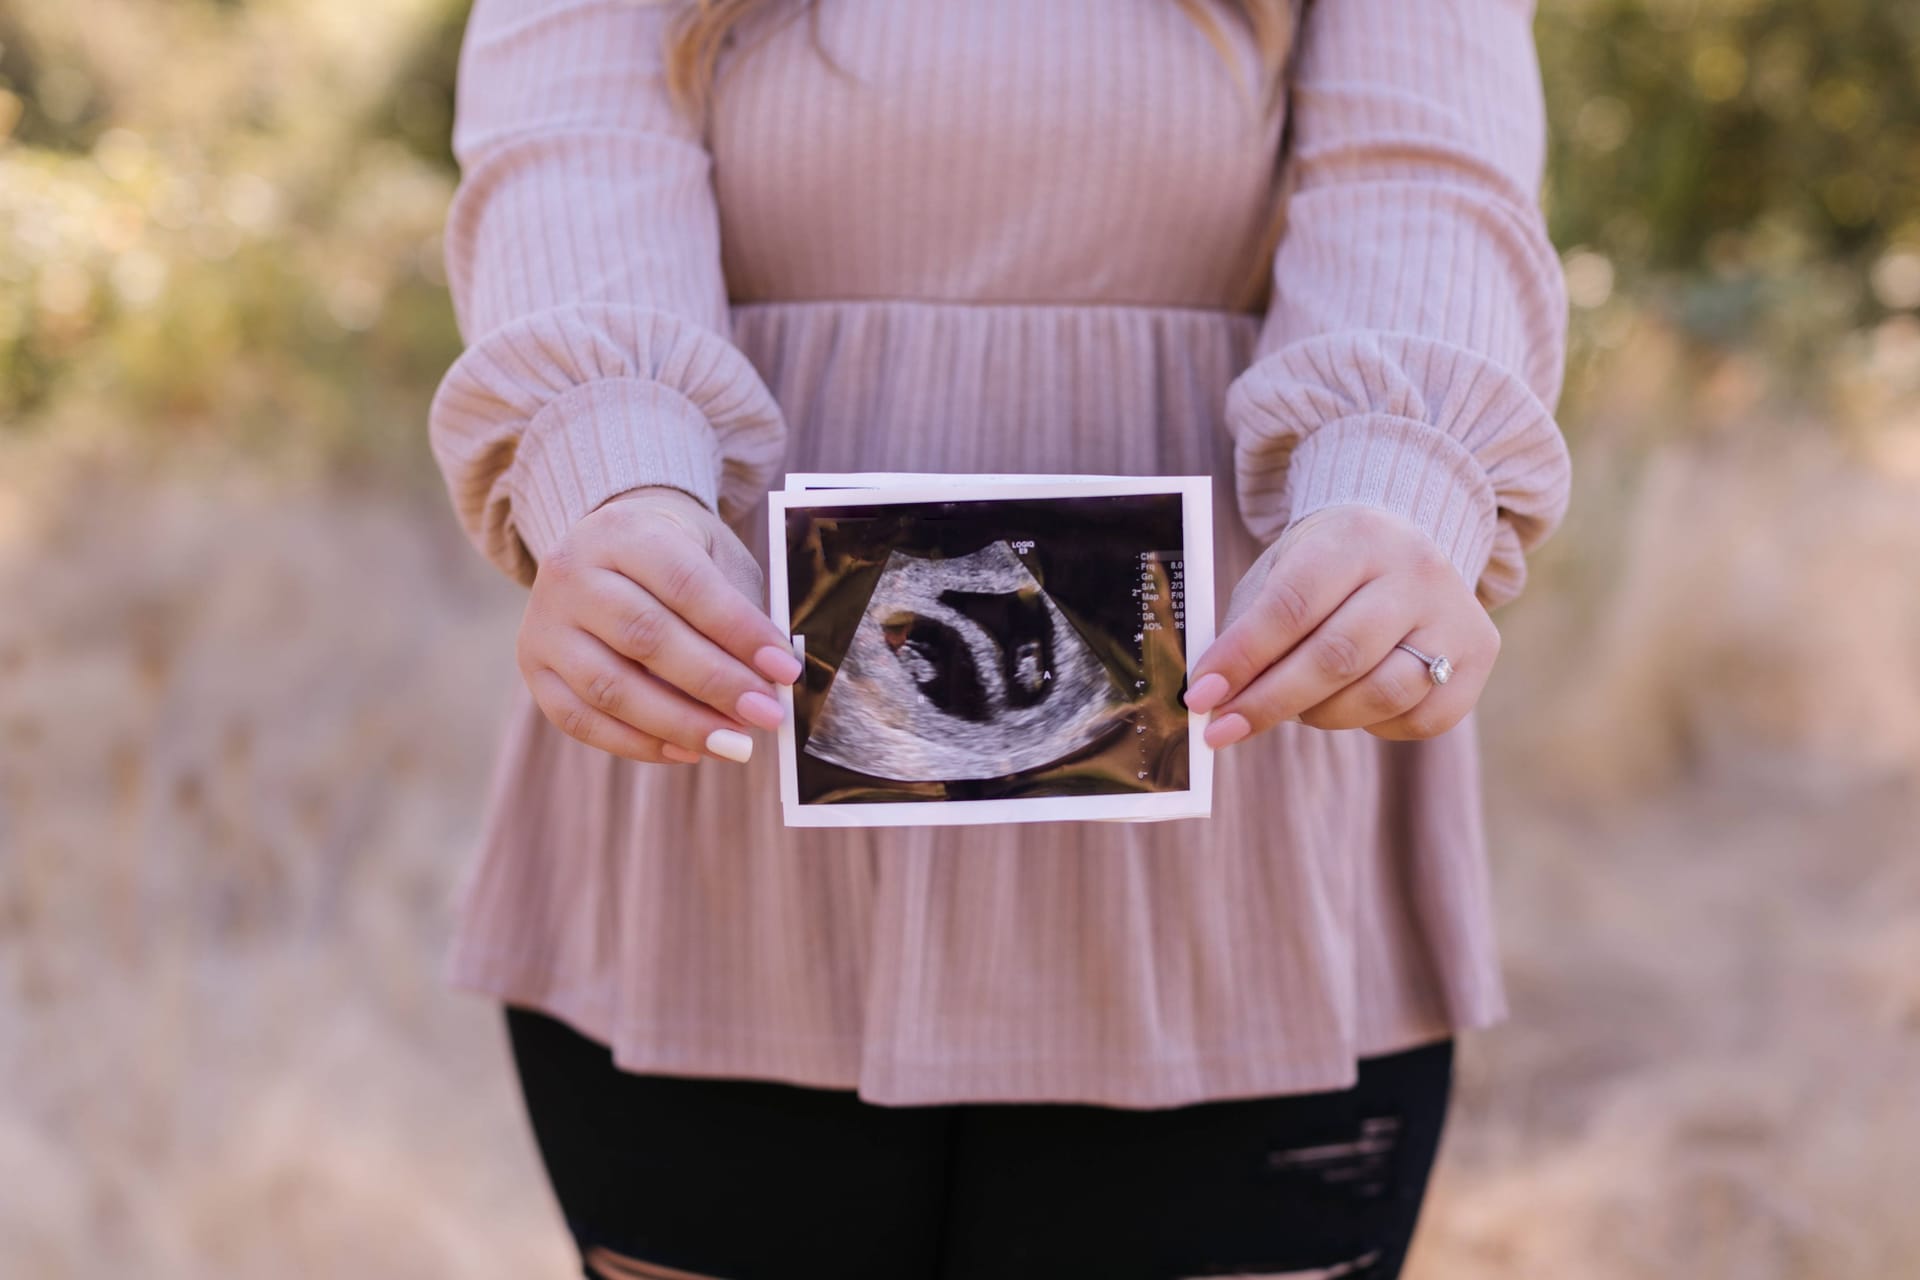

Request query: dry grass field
[
  {"left": 3, "top": 316, "right": 1918, "bottom": 1278},
  {"left": 3, "top": 0, "right": 1918, "bottom": 1272}
]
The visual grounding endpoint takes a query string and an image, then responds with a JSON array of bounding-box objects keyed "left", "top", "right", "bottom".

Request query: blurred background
[{"left": 1, "top": 0, "right": 1916, "bottom": 1275}]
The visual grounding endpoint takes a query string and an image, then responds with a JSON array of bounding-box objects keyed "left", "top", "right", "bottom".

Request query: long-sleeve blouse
[{"left": 428, "top": 0, "right": 1570, "bottom": 1107}]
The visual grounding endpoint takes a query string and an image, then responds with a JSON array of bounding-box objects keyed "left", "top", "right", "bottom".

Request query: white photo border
[{"left": 767, "top": 475, "right": 1216, "bottom": 829}]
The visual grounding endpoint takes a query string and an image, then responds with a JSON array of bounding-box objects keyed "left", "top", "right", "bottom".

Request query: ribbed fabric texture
[{"left": 428, "top": 0, "right": 1571, "bottom": 1108}]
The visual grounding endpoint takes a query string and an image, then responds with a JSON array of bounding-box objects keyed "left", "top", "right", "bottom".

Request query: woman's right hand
[{"left": 515, "top": 485, "right": 803, "bottom": 765}]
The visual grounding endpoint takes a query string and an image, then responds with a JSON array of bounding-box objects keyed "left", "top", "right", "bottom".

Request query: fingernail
[
  {"left": 754, "top": 645, "right": 803, "bottom": 684},
  {"left": 705, "top": 728, "right": 754, "bottom": 763},
  {"left": 661, "top": 743, "right": 703, "bottom": 764},
  {"left": 735, "top": 689, "right": 785, "bottom": 729},
  {"left": 1204, "top": 713, "right": 1251, "bottom": 749},
  {"left": 1185, "top": 672, "right": 1230, "bottom": 714}
]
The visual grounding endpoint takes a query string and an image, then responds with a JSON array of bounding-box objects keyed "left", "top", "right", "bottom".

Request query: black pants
[{"left": 505, "top": 1005, "right": 1453, "bottom": 1280}]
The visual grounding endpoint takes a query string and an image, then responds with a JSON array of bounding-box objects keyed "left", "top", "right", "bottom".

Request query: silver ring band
[{"left": 1395, "top": 641, "right": 1454, "bottom": 685}]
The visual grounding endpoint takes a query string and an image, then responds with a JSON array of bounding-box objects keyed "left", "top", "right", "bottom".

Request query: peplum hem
[{"left": 441, "top": 299, "right": 1508, "bottom": 1109}]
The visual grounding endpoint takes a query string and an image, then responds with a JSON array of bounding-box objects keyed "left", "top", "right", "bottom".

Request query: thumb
[
  {"left": 708, "top": 524, "right": 768, "bottom": 610},
  {"left": 620, "top": 485, "right": 766, "bottom": 608},
  {"left": 1221, "top": 535, "right": 1282, "bottom": 634}
]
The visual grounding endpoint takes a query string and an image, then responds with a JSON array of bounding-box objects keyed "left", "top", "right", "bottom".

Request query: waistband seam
[{"left": 729, "top": 295, "right": 1262, "bottom": 321}]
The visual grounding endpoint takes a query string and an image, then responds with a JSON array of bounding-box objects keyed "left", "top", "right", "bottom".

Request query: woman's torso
[
  {"left": 444, "top": 0, "right": 1506, "bottom": 1109},
  {"left": 712, "top": 0, "right": 1284, "bottom": 312}
]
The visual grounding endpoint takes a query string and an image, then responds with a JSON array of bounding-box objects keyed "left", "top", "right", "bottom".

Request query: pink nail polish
[
  {"left": 1204, "top": 713, "right": 1251, "bottom": 749},
  {"left": 1185, "top": 672, "right": 1229, "bottom": 713},
  {"left": 735, "top": 689, "right": 785, "bottom": 730},
  {"left": 754, "top": 645, "right": 803, "bottom": 684}
]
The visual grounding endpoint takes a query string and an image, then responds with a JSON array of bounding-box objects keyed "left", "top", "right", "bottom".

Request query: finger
[
  {"left": 574, "top": 568, "right": 786, "bottom": 730},
  {"left": 1187, "top": 529, "right": 1371, "bottom": 714},
  {"left": 1366, "top": 641, "right": 1493, "bottom": 741},
  {"left": 549, "top": 632, "right": 760, "bottom": 763},
  {"left": 1206, "top": 579, "right": 1415, "bottom": 746},
  {"left": 1295, "top": 636, "right": 1439, "bottom": 732},
  {"left": 1366, "top": 685, "right": 1472, "bottom": 741},
  {"left": 1370, "top": 606, "right": 1501, "bottom": 740},
  {"left": 525, "top": 667, "right": 680, "bottom": 765},
  {"left": 606, "top": 519, "right": 800, "bottom": 685}
]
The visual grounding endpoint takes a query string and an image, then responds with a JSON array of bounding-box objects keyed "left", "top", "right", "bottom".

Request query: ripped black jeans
[{"left": 505, "top": 1005, "right": 1452, "bottom": 1280}]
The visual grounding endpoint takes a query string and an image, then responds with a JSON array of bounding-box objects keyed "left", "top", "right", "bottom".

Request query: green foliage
[
  {"left": 0, "top": 0, "right": 468, "bottom": 476},
  {"left": 0, "top": 0, "right": 1913, "bottom": 466},
  {"left": 1537, "top": 0, "right": 1920, "bottom": 353}
]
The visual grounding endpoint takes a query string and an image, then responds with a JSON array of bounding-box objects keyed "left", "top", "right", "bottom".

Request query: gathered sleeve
[
  {"left": 428, "top": 0, "right": 787, "bottom": 586},
  {"left": 1224, "top": 0, "right": 1571, "bottom": 609}
]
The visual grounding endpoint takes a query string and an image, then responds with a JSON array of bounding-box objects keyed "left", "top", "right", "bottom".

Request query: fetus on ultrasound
[{"left": 804, "top": 543, "right": 1126, "bottom": 783}]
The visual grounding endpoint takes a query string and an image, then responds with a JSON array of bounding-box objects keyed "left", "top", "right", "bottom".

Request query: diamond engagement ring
[{"left": 1395, "top": 641, "right": 1453, "bottom": 685}]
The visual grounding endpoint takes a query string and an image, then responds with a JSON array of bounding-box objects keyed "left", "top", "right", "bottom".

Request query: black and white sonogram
[
  {"left": 768, "top": 479, "right": 1215, "bottom": 825},
  {"left": 805, "top": 541, "right": 1127, "bottom": 781}
]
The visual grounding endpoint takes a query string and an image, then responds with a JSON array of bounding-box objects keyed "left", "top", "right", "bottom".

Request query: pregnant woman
[{"left": 428, "top": 1, "right": 1571, "bottom": 1276}]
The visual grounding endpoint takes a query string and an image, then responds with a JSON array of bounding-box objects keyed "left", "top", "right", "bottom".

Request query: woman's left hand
[{"left": 1185, "top": 505, "right": 1501, "bottom": 746}]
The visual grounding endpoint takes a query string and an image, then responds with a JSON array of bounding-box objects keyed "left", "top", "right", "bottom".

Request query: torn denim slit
[{"left": 1264, "top": 1114, "right": 1404, "bottom": 1199}]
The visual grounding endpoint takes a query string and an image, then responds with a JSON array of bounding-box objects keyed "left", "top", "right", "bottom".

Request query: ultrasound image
[
  {"left": 783, "top": 493, "right": 1192, "bottom": 806},
  {"left": 804, "top": 543, "right": 1127, "bottom": 782}
]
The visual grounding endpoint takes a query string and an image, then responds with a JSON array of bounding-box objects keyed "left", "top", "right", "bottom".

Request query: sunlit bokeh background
[{"left": 2, "top": 1, "right": 1917, "bottom": 1276}]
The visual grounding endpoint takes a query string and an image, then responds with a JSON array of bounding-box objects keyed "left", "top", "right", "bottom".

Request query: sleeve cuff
[
  {"left": 500, "top": 377, "right": 723, "bottom": 566},
  {"left": 1266, "top": 413, "right": 1502, "bottom": 593}
]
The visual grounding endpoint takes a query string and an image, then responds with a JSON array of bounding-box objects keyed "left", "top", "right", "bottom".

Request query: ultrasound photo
[{"left": 767, "top": 476, "right": 1216, "bottom": 827}]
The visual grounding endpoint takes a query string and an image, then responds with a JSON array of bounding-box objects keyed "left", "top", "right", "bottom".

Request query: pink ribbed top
[{"left": 428, "top": 0, "right": 1570, "bottom": 1107}]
